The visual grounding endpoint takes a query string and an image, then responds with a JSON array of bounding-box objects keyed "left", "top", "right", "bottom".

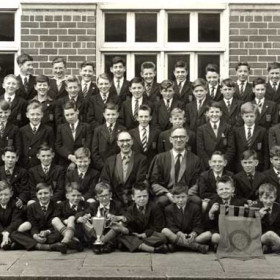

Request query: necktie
[
  {"left": 210, "top": 86, "right": 215, "bottom": 98},
  {"left": 257, "top": 99, "right": 262, "bottom": 113},
  {"left": 166, "top": 99, "right": 170, "bottom": 112},
  {"left": 216, "top": 175, "right": 221, "bottom": 182},
  {"left": 108, "top": 124, "right": 113, "bottom": 134},
  {"left": 42, "top": 205, "right": 47, "bottom": 213},
  {"left": 240, "top": 81, "right": 244, "bottom": 95},
  {"left": 71, "top": 96, "right": 76, "bottom": 103},
  {"left": 178, "top": 82, "right": 183, "bottom": 94},
  {"left": 43, "top": 167, "right": 48, "bottom": 174},
  {"left": 223, "top": 200, "right": 229, "bottom": 207},
  {"left": 213, "top": 123, "right": 218, "bottom": 137},
  {"left": 82, "top": 84, "right": 88, "bottom": 96},
  {"left": 24, "top": 77, "right": 28, "bottom": 92},
  {"left": 71, "top": 205, "right": 77, "bottom": 212},
  {"left": 175, "top": 153, "right": 182, "bottom": 183},
  {"left": 7, "top": 97, "right": 11, "bottom": 104},
  {"left": 146, "top": 83, "right": 152, "bottom": 96},
  {"left": 227, "top": 100, "right": 231, "bottom": 112},
  {"left": 273, "top": 82, "right": 277, "bottom": 93},
  {"left": 122, "top": 155, "right": 129, "bottom": 179},
  {"left": 0, "top": 122, "right": 4, "bottom": 138},
  {"left": 80, "top": 172, "right": 84, "bottom": 179},
  {"left": 70, "top": 124, "right": 75, "bottom": 133},
  {"left": 247, "top": 127, "right": 252, "bottom": 147},
  {"left": 6, "top": 169, "right": 12, "bottom": 181},
  {"left": 198, "top": 100, "right": 202, "bottom": 112},
  {"left": 103, "top": 93, "right": 107, "bottom": 103},
  {"left": 139, "top": 206, "right": 145, "bottom": 215},
  {"left": 32, "top": 126, "right": 37, "bottom": 134},
  {"left": 116, "top": 79, "right": 121, "bottom": 95},
  {"left": 134, "top": 99, "right": 139, "bottom": 119},
  {"left": 142, "top": 128, "right": 147, "bottom": 152},
  {"left": 247, "top": 173, "right": 253, "bottom": 184}
]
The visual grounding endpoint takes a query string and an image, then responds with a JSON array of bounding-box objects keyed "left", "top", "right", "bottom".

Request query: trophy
[{"left": 92, "top": 209, "right": 106, "bottom": 245}]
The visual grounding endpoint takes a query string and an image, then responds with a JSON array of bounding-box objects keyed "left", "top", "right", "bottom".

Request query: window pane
[
  {"left": 135, "top": 55, "right": 157, "bottom": 77},
  {"left": 104, "top": 54, "right": 127, "bottom": 79},
  {"left": 135, "top": 13, "right": 157, "bottom": 42},
  {"left": 0, "top": 13, "right": 14, "bottom": 41},
  {"left": 105, "top": 13, "right": 126, "bottom": 42},
  {"left": 0, "top": 54, "right": 14, "bottom": 95},
  {"left": 198, "top": 14, "right": 220, "bottom": 42},
  {"left": 197, "top": 54, "right": 220, "bottom": 78},
  {"left": 168, "top": 55, "right": 190, "bottom": 80},
  {"left": 168, "top": 14, "right": 189, "bottom": 42}
]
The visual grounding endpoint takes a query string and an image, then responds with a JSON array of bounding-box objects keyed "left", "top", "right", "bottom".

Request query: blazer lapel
[
  {"left": 124, "top": 152, "right": 134, "bottom": 183},
  {"left": 75, "top": 122, "right": 82, "bottom": 140},
  {"left": 229, "top": 100, "right": 238, "bottom": 116},
  {"left": 115, "top": 154, "right": 123, "bottom": 182},
  {"left": 206, "top": 122, "right": 217, "bottom": 139},
  {"left": 178, "top": 151, "right": 187, "bottom": 182}
]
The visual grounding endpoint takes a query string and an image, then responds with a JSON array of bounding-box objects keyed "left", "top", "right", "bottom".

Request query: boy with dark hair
[
  {"left": 265, "top": 62, "right": 280, "bottom": 105},
  {"left": 79, "top": 61, "right": 97, "bottom": 99},
  {"left": 205, "top": 64, "right": 222, "bottom": 102}
]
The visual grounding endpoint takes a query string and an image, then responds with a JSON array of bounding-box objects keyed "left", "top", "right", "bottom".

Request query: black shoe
[
  {"left": 101, "top": 243, "right": 113, "bottom": 254},
  {"left": 92, "top": 244, "right": 102, "bottom": 254},
  {"left": 2, "top": 243, "right": 11, "bottom": 250},
  {"left": 68, "top": 239, "right": 84, "bottom": 252},
  {"left": 50, "top": 242, "right": 67, "bottom": 254},
  {"left": 166, "top": 243, "right": 175, "bottom": 253},
  {"left": 263, "top": 244, "right": 273, "bottom": 254},
  {"left": 154, "top": 244, "right": 169, "bottom": 254}
]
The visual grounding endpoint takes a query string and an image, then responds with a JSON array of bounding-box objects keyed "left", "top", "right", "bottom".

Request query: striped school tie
[
  {"left": 247, "top": 127, "right": 252, "bottom": 147},
  {"left": 142, "top": 127, "right": 147, "bottom": 152},
  {"left": 240, "top": 81, "right": 244, "bottom": 95},
  {"left": 134, "top": 99, "right": 139, "bottom": 119}
]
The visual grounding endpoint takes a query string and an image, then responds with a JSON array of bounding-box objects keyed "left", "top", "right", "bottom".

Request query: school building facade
[{"left": 1, "top": 1, "right": 280, "bottom": 83}]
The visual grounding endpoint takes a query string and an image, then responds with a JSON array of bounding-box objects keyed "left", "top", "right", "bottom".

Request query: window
[{"left": 97, "top": 4, "right": 228, "bottom": 82}]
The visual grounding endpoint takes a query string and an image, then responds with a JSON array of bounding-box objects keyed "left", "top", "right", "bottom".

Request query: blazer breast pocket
[{"left": 266, "top": 114, "right": 271, "bottom": 122}]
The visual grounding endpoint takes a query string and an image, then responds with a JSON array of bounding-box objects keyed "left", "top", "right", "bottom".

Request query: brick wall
[
  {"left": 229, "top": 4, "right": 280, "bottom": 81},
  {"left": 21, "top": 3, "right": 96, "bottom": 77}
]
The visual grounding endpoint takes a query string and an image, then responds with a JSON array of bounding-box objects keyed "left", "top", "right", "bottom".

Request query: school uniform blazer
[
  {"left": 124, "top": 201, "right": 165, "bottom": 237},
  {"left": 27, "top": 200, "right": 59, "bottom": 236},
  {"left": 0, "top": 95, "right": 27, "bottom": 128},
  {"left": 185, "top": 97, "right": 211, "bottom": 132},
  {"left": 207, "top": 84, "right": 223, "bottom": 102},
  {"left": 233, "top": 171, "right": 266, "bottom": 200},
  {"left": 86, "top": 92, "right": 119, "bottom": 131},
  {"left": 218, "top": 98, "right": 243, "bottom": 127},
  {"left": 154, "top": 99, "right": 183, "bottom": 131},
  {"left": 0, "top": 200, "right": 23, "bottom": 233},
  {"left": 80, "top": 81, "right": 98, "bottom": 100},
  {"left": 261, "top": 168, "right": 280, "bottom": 202},
  {"left": 129, "top": 125, "right": 161, "bottom": 165},
  {"left": 233, "top": 125, "right": 269, "bottom": 172},
  {"left": 149, "top": 150, "right": 202, "bottom": 195},
  {"left": 269, "top": 123, "right": 280, "bottom": 149},
  {"left": 252, "top": 99, "right": 278, "bottom": 130},
  {"left": 165, "top": 202, "right": 203, "bottom": 235},
  {"left": 55, "top": 122, "right": 91, "bottom": 165},
  {"left": 91, "top": 123, "right": 125, "bottom": 171},
  {"left": 48, "top": 79, "right": 68, "bottom": 100},
  {"left": 16, "top": 74, "right": 37, "bottom": 100},
  {"left": 65, "top": 168, "right": 100, "bottom": 200},
  {"left": 0, "top": 166, "right": 29, "bottom": 204},
  {"left": 19, "top": 124, "right": 55, "bottom": 168},
  {"left": 109, "top": 79, "right": 131, "bottom": 106},
  {"left": 157, "top": 128, "right": 196, "bottom": 154},
  {"left": 100, "top": 152, "right": 148, "bottom": 204},
  {"left": 198, "top": 169, "right": 234, "bottom": 200},
  {"left": 265, "top": 82, "right": 280, "bottom": 105},
  {"left": 89, "top": 200, "right": 123, "bottom": 217},
  {"left": 143, "top": 82, "right": 161, "bottom": 105},
  {"left": 196, "top": 121, "right": 235, "bottom": 170},
  {"left": 234, "top": 82, "right": 254, "bottom": 102},
  {"left": 173, "top": 80, "right": 193, "bottom": 106},
  {"left": 29, "top": 164, "right": 66, "bottom": 202}
]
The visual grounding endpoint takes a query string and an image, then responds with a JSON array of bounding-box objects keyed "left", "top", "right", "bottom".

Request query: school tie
[
  {"left": 7, "top": 97, "right": 11, "bottom": 104},
  {"left": 216, "top": 175, "right": 221, "bottom": 182},
  {"left": 210, "top": 86, "right": 215, "bottom": 98},
  {"left": 142, "top": 127, "right": 147, "bottom": 152},
  {"left": 102, "top": 93, "right": 107, "bottom": 103},
  {"left": 178, "top": 82, "right": 183, "bottom": 94},
  {"left": 134, "top": 99, "right": 139, "bottom": 119},
  {"left": 197, "top": 100, "right": 202, "bottom": 112},
  {"left": 240, "top": 81, "right": 244, "bottom": 95},
  {"left": 70, "top": 123, "right": 75, "bottom": 133},
  {"left": 24, "top": 77, "right": 28, "bottom": 92},
  {"left": 166, "top": 99, "right": 171, "bottom": 112},
  {"left": 0, "top": 122, "right": 4, "bottom": 138},
  {"left": 71, "top": 204, "right": 77, "bottom": 212},
  {"left": 108, "top": 123, "right": 113, "bottom": 134},
  {"left": 41, "top": 205, "right": 47, "bottom": 213},
  {"left": 175, "top": 153, "right": 182, "bottom": 183},
  {"left": 32, "top": 126, "right": 37, "bottom": 134},
  {"left": 227, "top": 100, "right": 231, "bottom": 112},
  {"left": 213, "top": 123, "right": 218, "bottom": 137},
  {"left": 43, "top": 166, "right": 48, "bottom": 175},
  {"left": 247, "top": 127, "right": 253, "bottom": 147},
  {"left": 71, "top": 96, "right": 76, "bottom": 103},
  {"left": 122, "top": 155, "right": 129, "bottom": 179},
  {"left": 247, "top": 173, "right": 253, "bottom": 185},
  {"left": 146, "top": 83, "right": 152, "bottom": 96},
  {"left": 82, "top": 84, "right": 88, "bottom": 96},
  {"left": 257, "top": 99, "right": 263, "bottom": 113},
  {"left": 116, "top": 79, "right": 121, "bottom": 95},
  {"left": 79, "top": 172, "right": 84, "bottom": 180},
  {"left": 139, "top": 206, "right": 145, "bottom": 215},
  {"left": 5, "top": 169, "right": 12, "bottom": 182},
  {"left": 273, "top": 82, "right": 278, "bottom": 93}
]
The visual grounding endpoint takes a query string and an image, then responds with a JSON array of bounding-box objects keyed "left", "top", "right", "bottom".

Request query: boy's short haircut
[
  {"left": 95, "top": 182, "right": 111, "bottom": 195},
  {"left": 103, "top": 102, "right": 118, "bottom": 112},
  {"left": 170, "top": 107, "right": 185, "bottom": 117},
  {"left": 174, "top": 60, "right": 188, "bottom": 71},
  {"left": 138, "top": 104, "right": 151, "bottom": 115},
  {"left": 235, "top": 62, "right": 251, "bottom": 71},
  {"left": 258, "top": 183, "right": 277, "bottom": 198},
  {"left": 52, "top": 56, "right": 66, "bottom": 67},
  {"left": 37, "top": 143, "right": 54, "bottom": 154},
  {"left": 270, "top": 145, "right": 280, "bottom": 158},
  {"left": 240, "top": 102, "right": 257, "bottom": 115},
  {"left": 16, "top": 53, "right": 33, "bottom": 66},
  {"left": 171, "top": 183, "right": 189, "bottom": 195},
  {"left": 35, "top": 75, "right": 50, "bottom": 85},
  {"left": 65, "top": 75, "right": 80, "bottom": 86},
  {"left": 206, "top": 101, "right": 222, "bottom": 112},
  {"left": 65, "top": 182, "right": 81, "bottom": 194},
  {"left": 221, "top": 78, "right": 235, "bottom": 88},
  {"left": 26, "top": 100, "right": 43, "bottom": 113},
  {"left": 241, "top": 149, "right": 258, "bottom": 160},
  {"left": 0, "top": 100, "right": 11, "bottom": 111},
  {"left": 97, "top": 73, "right": 111, "bottom": 84},
  {"left": 36, "top": 182, "right": 52, "bottom": 192},
  {"left": 141, "top": 61, "right": 156, "bottom": 72},
  {"left": 3, "top": 146, "right": 18, "bottom": 156},
  {"left": 63, "top": 100, "right": 78, "bottom": 111},
  {"left": 80, "top": 61, "right": 95, "bottom": 70},
  {"left": 74, "top": 147, "right": 91, "bottom": 159},
  {"left": 130, "top": 77, "right": 144, "bottom": 87},
  {"left": 0, "top": 180, "right": 12, "bottom": 193},
  {"left": 132, "top": 182, "right": 149, "bottom": 195},
  {"left": 216, "top": 175, "right": 234, "bottom": 188},
  {"left": 160, "top": 79, "right": 175, "bottom": 90},
  {"left": 211, "top": 150, "right": 225, "bottom": 159},
  {"left": 252, "top": 77, "right": 266, "bottom": 88},
  {"left": 205, "top": 63, "right": 219, "bottom": 74},
  {"left": 3, "top": 74, "right": 19, "bottom": 86},
  {"left": 192, "top": 78, "right": 208, "bottom": 90},
  {"left": 111, "top": 56, "right": 125, "bottom": 67},
  {"left": 267, "top": 62, "right": 280, "bottom": 72}
]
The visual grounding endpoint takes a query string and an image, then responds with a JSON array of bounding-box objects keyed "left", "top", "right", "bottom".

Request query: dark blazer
[
  {"left": 233, "top": 171, "right": 266, "bottom": 200},
  {"left": 80, "top": 81, "right": 98, "bottom": 100},
  {"left": 173, "top": 80, "right": 193, "bottom": 106},
  {"left": 55, "top": 121, "right": 92, "bottom": 166},
  {"left": 28, "top": 163, "right": 66, "bottom": 202},
  {"left": 109, "top": 79, "right": 131, "bottom": 106},
  {"left": 16, "top": 74, "right": 37, "bottom": 100},
  {"left": 198, "top": 169, "right": 233, "bottom": 200},
  {"left": 265, "top": 82, "right": 280, "bottom": 105},
  {"left": 233, "top": 125, "right": 269, "bottom": 172},
  {"left": 165, "top": 202, "right": 203, "bottom": 234},
  {"left": 100, "top": 152, "right": 148, "bottom": 206},
  {"left": 48, "top": 78, "right": 68, "bottom": 100},
  {"left": 269, "top": 123, "right": 280, "bottom": 150},
  {"left": 0, "top": 166, "right": 29, "bottom": 203},
  {"left": 143, "top": 82, "right": 161, "bottom": 105},
  {"left": 65, "top": 168, "right": 100, "bottom": 200},
  {"left": 234, "top": 82, "right": 254, "bottom": 102},
  {"left": 124, "top": 201, "right": 165, "bottom": 237},
  {"left": 91, "top": 123, "right": 125, "bottom": 171},
  {"left": 19, "top": 123, "right": 55, "bottom": 168},
  {"left": 207, "top": 84, "right": 223, "bottom": 102},
  {"left": 261, "top": 168, "right": 280, "bottom": 202},
  {"left": 88, "top": 200, "right": 124, "bottom": 217}
]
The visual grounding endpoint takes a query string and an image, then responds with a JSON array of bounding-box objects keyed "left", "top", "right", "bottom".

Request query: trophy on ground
[{"left": 92, "top": 208, "right": 106, "bottom": 245}]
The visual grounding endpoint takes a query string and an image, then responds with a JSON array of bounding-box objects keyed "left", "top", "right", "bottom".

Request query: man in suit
[{"left": 205, "top": 64, "right": 222, "bottom": 102}]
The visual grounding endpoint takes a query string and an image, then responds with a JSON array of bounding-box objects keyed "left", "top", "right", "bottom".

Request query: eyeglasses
[
  {"left": 170, "top": 135, "right": 187, "bottom": 140},
  {"left": 97, "top": 194, "right": 111, "bottom": 199},
  {"left": 118, "top": 139, "right": 132, "bottom": 143}
]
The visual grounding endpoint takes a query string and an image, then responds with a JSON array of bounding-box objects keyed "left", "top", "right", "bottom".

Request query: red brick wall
[
  {"left": 229, "top": 4, "right": 280, "bottom": 81},
  {"left": 21, "top": 3, "right": 96, "bottom": 77}
]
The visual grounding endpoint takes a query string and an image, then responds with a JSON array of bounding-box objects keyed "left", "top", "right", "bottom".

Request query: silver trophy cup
[{"left": 92, "top": 214, "right": 106, "bottom": 245}]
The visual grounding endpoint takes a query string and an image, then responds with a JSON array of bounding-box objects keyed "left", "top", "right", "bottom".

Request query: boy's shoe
[
  {"left": 166, "top": 243, "right": 175, "bottom": 253},
  {"left": 101, "top": 243, "right": 113, "bottom": 254},
  {"left": 2, "top": 243, "right": 11, "bottom": 250},
  {"left": 262, "top": 244, "right": 273, "bottom": 254},
  {"left": 92, "top": 244, "right": 102, "bottom": 254},
  {"left": 154, "top": 244, "right": 169, "bottom": 254},
  {"left": 50, "top": 242, "right": 67, "bottom": 254},
  {"left": 68, "top": 239, "right": 84, "bottom": 252}
]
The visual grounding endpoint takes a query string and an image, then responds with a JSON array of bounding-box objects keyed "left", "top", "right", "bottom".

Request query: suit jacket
[
  {"left": 124, "top": 201, "right": 165, "bottom": 237},
  {"left": 80, "top": 81, "right": 98, "bottom": 100},
  {"left": 29, "top": 163, "right": 66, "bottom": 202},
  {"left": 165, "top": 202, "right": 203, "bottom": 234},
  {"left": 173, "top": 80, "right": 193, "bottom": 106},
  {"left": 149, "top": 150, "right": 202, "bottom": 195},
  {"left": 55, "top": 121, "right": 92, "bottom": 166},
  {"left": 196, "top": 121, "right": 235, "bottom": 169},
  {"left": 88, "top": 200, "right": 123, "bottom": 217},
  {"left": 207, "top": 84, "right": 223, "bottom": 102},
  {"left": 109, "top": 79, "right": 130, "bottom": 106},
  {"left": 261, "top": 168, "right": 280, "bottom": 202},
  {"left": 65, "top": 168, "right": 100, "bottom": 200},
  {"left": 234, "top": 82, "right": 254, "bottom": 102},
  {"left": 233, "top": 171, "right": 266, "bottom": 200},
  {"left": 265, "top": 82, "right": 280, "bottom": 105},
  {"left": 198, "top": 169, "right": 233, "bottom": 200},
  {"left": 19, "top": 123, "right": 55, "bottom": 168},
  {"left": 0, "top": 166, "right": 29, "bottom": 203},
  {"left": 48, "top": 78, "right": 68, "bottom": 100},
  {"left": 269, "top": 123, "right": 280, "bottom": 150},
  {"left": 16, "top": 74, "right": 37, "bottom": 100},
  {"left": 100, "top": 152, "right": 148, "bottom": 206},
  {"left": 233, "top": 125, "right": 269, "bottom": 172},
  {"left": 143, "top": 82, "right": 161, "bottom": 105},
  {"left": 91, "top": 123, "right": 125, "bottom": 171}
]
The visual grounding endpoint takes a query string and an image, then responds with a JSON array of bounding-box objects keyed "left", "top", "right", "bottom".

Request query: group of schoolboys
[{"left": 0, "top": 53, "right": 280, "bottom": 255}]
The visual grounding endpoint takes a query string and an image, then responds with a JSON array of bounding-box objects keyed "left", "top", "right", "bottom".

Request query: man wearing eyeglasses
[
  {"left": 100, "top": 131, "right": 148, "bottom": 208},
  {"left": 149, "top": 127, "right": 202, "bottom": 208}
]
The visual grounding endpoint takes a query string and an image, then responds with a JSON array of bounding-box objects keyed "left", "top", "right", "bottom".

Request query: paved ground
[{"left": 0, "top": 249, "right": 280, "bottom": 279}]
